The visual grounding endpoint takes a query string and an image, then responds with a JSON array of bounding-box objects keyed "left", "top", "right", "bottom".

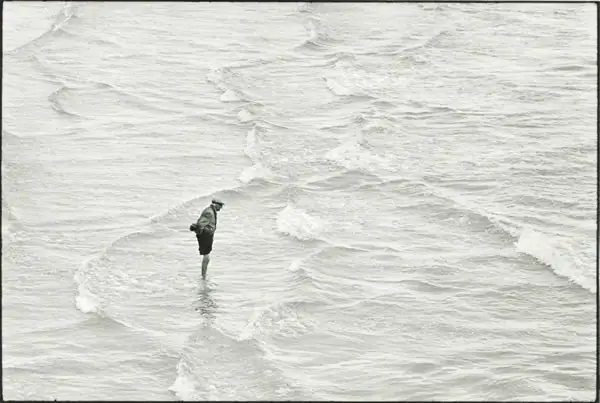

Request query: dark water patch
[
  {"left": 393, "top": 279, "right": 462, "bottom": 296},
  {"left": 370, "top": 99, "right": 398, "bottom": 110},
  {"left": 547, "top": 64, "right": 589, "bottom": 73},
  {"left": 421, "top": 174, "right": 498, "bottom": 193},
  {"left": 511, "top": 193, "right": 580, "bottom": 211},
  {"left": 353, "top": 176, "right": 412, "bottom": 192},
  {"left": 299, "top": 169, "right": 383, "bottom": 192}
]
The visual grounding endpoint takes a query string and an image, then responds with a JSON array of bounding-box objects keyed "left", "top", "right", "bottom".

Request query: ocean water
[{"left": 2, "top": 2, "right": 597, "bottom": 400}]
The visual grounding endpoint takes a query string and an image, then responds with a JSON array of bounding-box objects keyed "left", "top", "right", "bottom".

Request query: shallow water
[{"left": 2, "top": 2, "right": 597, "bottom": 400}]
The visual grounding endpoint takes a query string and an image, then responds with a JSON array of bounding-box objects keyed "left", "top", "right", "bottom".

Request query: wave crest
[
  {"left": 1, "top": 196, "right": 21, "bottom": 245},
  {"left": 5, "top": 2, "right": 78, "bottom": 56},
  {"left": 169, "top": 324, "right": 305, "bottom": 400},
  {"left": 400, "top": 180, "right": 595, "bottom": 293},
  {"left": 239, "top": 125, "right": 276, "bottom": 184},
  {"left": 276, "top": 204, "right": 323, "bottom": 241},
  {"left": 47, "top": 81, "right": 178, "bottom": 120},
  {"left": 219, "top": 89, "right": 245, "bottom": 103},
  {"left": 297, "top": 17, "right": 342, "bottom": 51},
  {"left": 239, "top": 163, "right": 274, "bottom": 184},
  {"left": 325, "top": 136, "right": 392, "bottom": 173},
  {"left": 148, "top": 186, "right": 244, "bottom": 226},
  {"left": 239, "top": 299, "right": 318, "bottom": 342},
  {"left": 324, "top": 77, "right": 353, "bottom": 96},
  {"left": 516, "top": 229, "right": 595, "bottom": 293}
]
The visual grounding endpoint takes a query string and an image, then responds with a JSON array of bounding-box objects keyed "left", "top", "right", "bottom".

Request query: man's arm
[{"left": 196, "top": 208, "right": 215, "bottom": 233}]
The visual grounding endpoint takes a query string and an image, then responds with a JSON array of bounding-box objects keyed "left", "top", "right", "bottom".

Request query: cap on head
[{"left": 211, "top": 198, "right": 224, "bottom": 207}]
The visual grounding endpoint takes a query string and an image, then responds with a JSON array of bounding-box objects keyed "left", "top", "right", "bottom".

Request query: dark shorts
[{"left": 196, "top": 231, "right": 214, "bottom": 255}]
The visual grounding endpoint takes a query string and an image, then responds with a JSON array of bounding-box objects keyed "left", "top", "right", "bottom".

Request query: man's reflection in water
[{"left": 194, "top": 282, "right": 217, "bottom": 324}]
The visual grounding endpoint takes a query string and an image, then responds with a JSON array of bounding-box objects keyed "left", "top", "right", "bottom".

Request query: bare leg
[{"left": 201, "top": 254, "right": 210, "bottom": 279}]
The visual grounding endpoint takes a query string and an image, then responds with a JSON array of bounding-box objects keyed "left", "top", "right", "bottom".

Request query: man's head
[{"left": 211, "top": 198, "right": 224, "bottom": 211}]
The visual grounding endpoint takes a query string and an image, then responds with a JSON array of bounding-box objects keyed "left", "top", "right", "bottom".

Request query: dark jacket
[{"left": 196, "top": 205, "right": 217, "bottom": 234}]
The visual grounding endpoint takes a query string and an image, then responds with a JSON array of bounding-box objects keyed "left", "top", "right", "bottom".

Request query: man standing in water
[{"left": 190, "top": 198, "right": 224, "bottom": 279}]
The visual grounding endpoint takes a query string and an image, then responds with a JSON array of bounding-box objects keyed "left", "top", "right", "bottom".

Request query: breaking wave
[
  {"left": 515, "top": 229, "right": 595, "bottom": 293},
  {"left": 239, "top": 126, "right": 275, "bottom": 184},
  {"left": 411, "top": 180, "right": 595, "bottom": 293},
  {"left": 324, "top": 134, "right": 393, "bottom": 173},
  {"left": 276, "top": 204, "right": 323, "bottom": 242}
]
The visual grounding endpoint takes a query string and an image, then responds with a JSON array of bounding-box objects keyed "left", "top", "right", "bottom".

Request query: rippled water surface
[{"left": 2, "top": 2, "right": 597, "bottom": 400}]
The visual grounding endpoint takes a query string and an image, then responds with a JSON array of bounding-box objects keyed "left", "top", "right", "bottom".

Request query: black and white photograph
[{"left": 2, "top": 1, "right": 597, "bottom": 400}]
